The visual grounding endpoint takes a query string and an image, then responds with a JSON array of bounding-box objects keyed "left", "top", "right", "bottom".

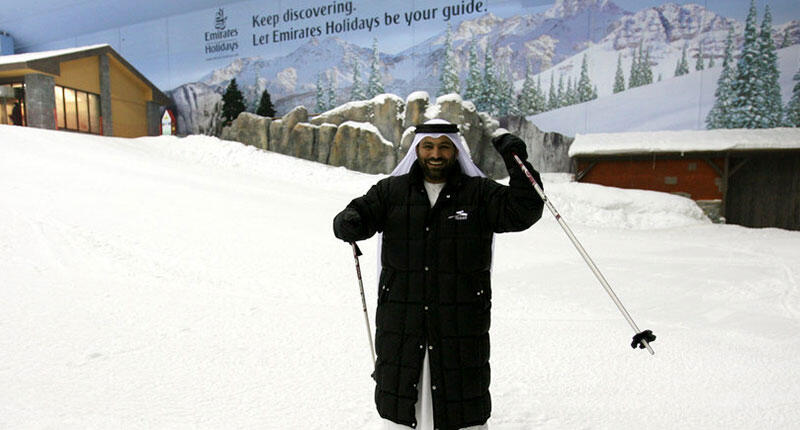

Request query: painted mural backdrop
[{"left": 30, "top": 0, "right": 800, "bottom": 136}]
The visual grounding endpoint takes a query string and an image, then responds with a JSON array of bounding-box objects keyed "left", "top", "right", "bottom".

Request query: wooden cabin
[{"left": 570, "top": 128, "right": 800, "bottom": 230}]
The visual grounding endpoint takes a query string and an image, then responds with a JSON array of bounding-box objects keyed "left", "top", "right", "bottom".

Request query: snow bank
[
  {"left": 317, "top": 99, "right": 372, "bottom": 117},
  {"left": 540, "top": 174, "right": 711, "bottom": 229},
  {"left": 339, "top": 121, "right": 395, "bottom": 147},
  {"left": 423, "top": 103, "right": 441, "bottom": 119},
  {"left": 435, "top": 93, "right": 463, "bottom": 104},
  {"left": 406, "top": 91, "right": 429, "bottom": 103},
  {"left": 370, "top": 93, "right": 404, "bottom": 106}
]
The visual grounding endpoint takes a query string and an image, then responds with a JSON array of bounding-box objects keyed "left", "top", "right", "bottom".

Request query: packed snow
[
  {"left": 569, "top": 128, "right": 800, "bottom": 156},
  {"left": 339, "top": 121, "right": 395, "bottom": 147},
  {"left": 406, "top": 91, "right": 430, "bottom": 104},
  {"left": 1, "top": 125, "right": 799, "bottom": 429}
]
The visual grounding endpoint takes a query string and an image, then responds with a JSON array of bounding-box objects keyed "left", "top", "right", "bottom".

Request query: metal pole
[
  {"left": 351, "top": 242, "right": 377, "bottom": 365},
  {"left": 513, "top": 154, "right": 655, "bottom": 355}
]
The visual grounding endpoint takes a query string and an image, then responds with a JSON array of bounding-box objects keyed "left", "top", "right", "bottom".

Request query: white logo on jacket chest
[{"left": 448, "top": 210, "right": 469, "bottom": 221}]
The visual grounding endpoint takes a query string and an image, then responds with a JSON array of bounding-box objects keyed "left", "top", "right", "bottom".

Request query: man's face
[{"left": 416, "top": 136, "right": 458, "bottom": 183}]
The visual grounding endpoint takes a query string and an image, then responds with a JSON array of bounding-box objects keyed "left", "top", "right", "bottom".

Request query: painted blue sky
[
  {"left": 2, "top": 0, "right": 797, "bottom": 89},
  {"left": 3, "top": 0, "right": 796, "bottom": 53},
  {"left": 493, "top": 0, "right": 798, "bottom": 22}
]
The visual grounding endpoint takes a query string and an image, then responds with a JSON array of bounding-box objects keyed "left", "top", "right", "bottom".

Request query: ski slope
[
  {"left": 1, "top": 125, "right": 799, "bottom": 429},
  {"left": 528, "top": 45, "right": 800, "bottom": 136}
]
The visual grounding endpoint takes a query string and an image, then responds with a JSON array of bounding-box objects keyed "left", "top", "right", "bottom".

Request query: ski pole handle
[{"left": 512, "top": 154, "right": 655, "bottom": 356}]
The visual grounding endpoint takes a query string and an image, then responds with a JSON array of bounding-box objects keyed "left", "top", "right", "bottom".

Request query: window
[
  {"left": 76, "top": 91, "right": 89, "bottom": 132},
  {"left": 54, "top": 86, "right": 65, "bottom": 128},
  {"left": 1, "top": 83, "right": 26, "bottom": 126},
  {"left": 88, "top": 94, "right": 101, "bottom": 134},
  {"left": 54, "top": 85, "right": 101, "bottom": 134},
  {"left": 64, "top": 88, "right": 77, "bottom": 130}
]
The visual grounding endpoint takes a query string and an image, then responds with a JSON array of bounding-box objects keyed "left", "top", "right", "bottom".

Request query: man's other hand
[{"left": 333, "top": 208, "right": 362, "bottom": 242}]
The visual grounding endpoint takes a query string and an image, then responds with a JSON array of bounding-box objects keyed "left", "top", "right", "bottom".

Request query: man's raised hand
[{"left": 492, "top": 133, "right": 528, "bottom": 169}]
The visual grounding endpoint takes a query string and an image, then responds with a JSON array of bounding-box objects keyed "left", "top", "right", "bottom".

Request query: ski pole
[
  {"left": 351, "top": 242, "right": 377, "bottom": 366},
  {"left": 513, "top": 154, "right": 655, "bottom": 355}
]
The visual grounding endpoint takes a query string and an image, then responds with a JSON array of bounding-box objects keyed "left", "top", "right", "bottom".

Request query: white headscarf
[
  {"left": 391, "top": 118, "right": 486, "bottom": 178},
  {"left": 377, "top": 119, "right": 491, "bottom": 277}
]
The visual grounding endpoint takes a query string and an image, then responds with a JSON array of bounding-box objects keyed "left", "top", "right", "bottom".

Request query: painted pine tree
[
  {"left": 350, "top": 59, "right": 366, "bottom": 101},
  {"left": 642, "top": 47, "right": 654, "bottom": 85},
  {"left": 695, "top": 44, "right": 705, "bottom": 71},
  {"left": 675, "top": 44, "right": 690, "bottom": 76},
  {"left": 629, "top": 46, "right": 640, "bottom": 88},
  {"left": 757, "top": 5, "right": 783, "bottom": 127},
  {"left": 502, "top": 68, "right": 519, "bottom": 116},
  {"left": 519, "top": 63, "right": 536, "bottom": 114},
  {"left": 785, "top": 65, "right": 800, "bottom": 126},
  {"left": 577, "top": 54, "right": 594, "bottom": 103},
  {"left": 221, "top": 78, "right": 245, "bottom": 125},
  {"left": 613, "top": 53, "right": 626, "bottom": 93},
  {"left": 780, "top": 28, "right": 792, "bottom": 49},
  {"left": 708, "top": 56, "right": 715, "bottom": 68},
  {"left": 256, "top": 89, "right": 276, "bottom": 117},
  {"left": 706, "top": 27, "right": 738, "bottom": 129},
  {"left": 463, "top": 39, "right": 483, "bottom": 106},
  {"left": 366, "top": 38, "right": 384, "bottom": 98},
  {"left": 547, "top": 74, "right": 558, "bottom": 110},
  {"left": 566, "top": 76, "right": 577, "bottom": 106},
  {"left": 438, "top": 24, "right": 461, "bottom": 96},
  {"left": 315, "top": 74, "right": 327, "bottom": 113},
  {"left": 629, "top": 43, "right": 652, "bottom": 88},
  {"left": 326, "top": 72, "right": 337, "bottom": 110},
  {"left": 730, "top": 1, "right": 765, "bottom": 128},
  {"left": 533, "top": 75, "right": 547, "bottom": 114},
  {"left": 495, "top": 66, "right": 510, "bottom": 115},
  {"left": 556, "top": 73, "right": 565, "bottom": 107},
  {"left": 481, "top": 49, "right": 502, "bottom": 115}
]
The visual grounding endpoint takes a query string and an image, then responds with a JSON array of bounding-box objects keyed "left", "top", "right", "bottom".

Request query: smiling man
[{"left": 333, "top": 119, "right": 544, "bottom": 430}]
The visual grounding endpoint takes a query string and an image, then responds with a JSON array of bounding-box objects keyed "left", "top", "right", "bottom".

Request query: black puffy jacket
[{"left": 338, "top": 160, "right": 543, "bottom": 430}]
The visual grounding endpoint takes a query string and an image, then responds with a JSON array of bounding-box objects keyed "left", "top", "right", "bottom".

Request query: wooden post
[{"left": 722, "top": 153, "right": 730, "bottom": 221}]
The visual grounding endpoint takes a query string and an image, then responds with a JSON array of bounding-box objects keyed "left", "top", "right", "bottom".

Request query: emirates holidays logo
[
  {"left": 215, "top": 8, "right": 228, "bottom": 30},
  {"left": 204, "top": 8, "right": 239, "bottom": 59}
]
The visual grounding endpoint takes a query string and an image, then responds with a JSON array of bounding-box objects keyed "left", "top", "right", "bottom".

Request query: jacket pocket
[
  {"left": 471, "top": 271, "right": 492, "bottom": 309},
  {"left": 377, "top": 267, "right": 395, "bottom": 304}
]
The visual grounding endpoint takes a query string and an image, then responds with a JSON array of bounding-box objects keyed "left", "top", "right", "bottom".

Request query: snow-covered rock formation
[{"left": 221, "top": 92, "right": 572, "bottom": 177}]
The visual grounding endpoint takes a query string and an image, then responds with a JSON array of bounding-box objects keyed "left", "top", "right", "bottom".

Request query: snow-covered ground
[{"left": 1, "top": 125, "right": 799, "bottom": 429}]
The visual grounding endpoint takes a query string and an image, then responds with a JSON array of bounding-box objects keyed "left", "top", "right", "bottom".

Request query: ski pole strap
[
  {"left": 631, "top": 330, "right": 656, "bottom": 350},
  {"left": 352, "top": 242, "right": 363, "bottom": 257}
]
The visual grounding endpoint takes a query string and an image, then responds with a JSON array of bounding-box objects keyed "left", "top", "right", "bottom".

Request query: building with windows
[
  {"left": 569, "top": 128, "right": 800, "bottom": 230},
  {"left": 0, "top": 44, "right": 169, "bottom": 137}
]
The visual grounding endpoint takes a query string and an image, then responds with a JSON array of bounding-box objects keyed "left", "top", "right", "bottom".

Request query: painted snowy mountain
[
  {"left": 393, "top": 0, "right": 629, "bottom": 96},
  {"left": 168, "top": 37, "right": 390, "bottom": 134},
  {"left": 168, "top": 1, "right": 798, "bottom": 134},
  {"left": 528, "top": 2, "right": 797, "bottom": 98}
]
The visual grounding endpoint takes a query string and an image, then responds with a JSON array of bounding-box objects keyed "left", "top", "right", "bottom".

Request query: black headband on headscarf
[{"left": 414, "top": 123, "right": 459, "bottom": 134}]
